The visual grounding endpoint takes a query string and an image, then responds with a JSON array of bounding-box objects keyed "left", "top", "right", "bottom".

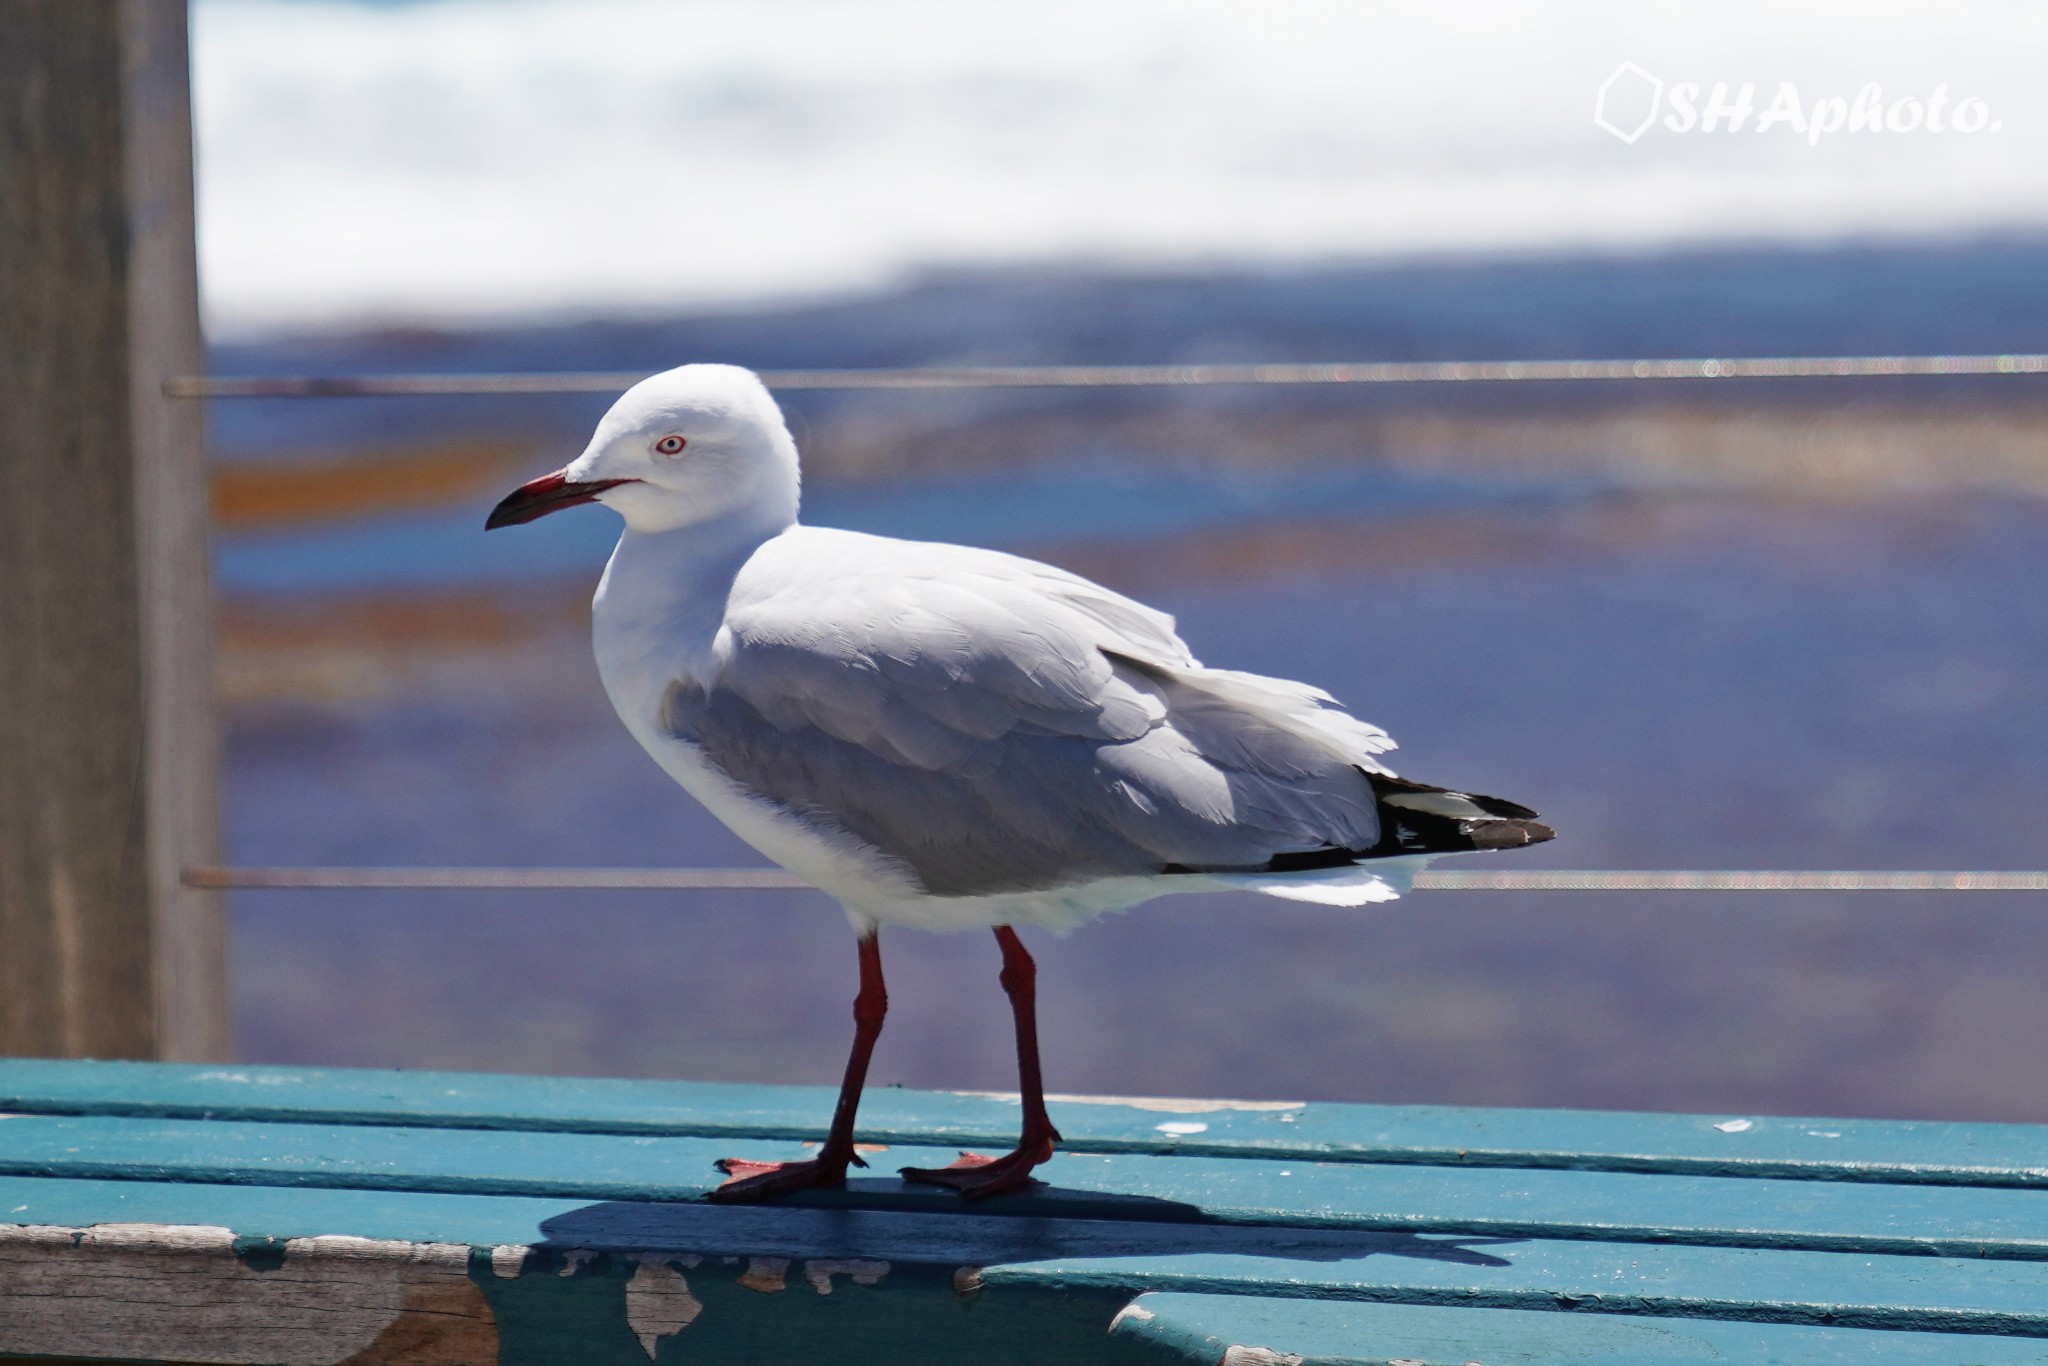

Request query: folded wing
[{"left": 661, "top": 532, "right": 1398, "bottom": 898}]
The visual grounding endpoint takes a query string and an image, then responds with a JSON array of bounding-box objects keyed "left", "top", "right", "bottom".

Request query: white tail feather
[{"left": 1213, "top": 855, "right": 1435, "bottom": 906}]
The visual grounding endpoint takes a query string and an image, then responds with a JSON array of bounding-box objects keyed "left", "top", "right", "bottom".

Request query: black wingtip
[
  {"left": 1464, "top": 817, "right": 1555, "bottom": 850},
  {"left": 1157, "top": 772, "right": 1554, "bottom": 879},
  {"left": 1363, "top": 771, "right": 1555, "bottom": 856}
]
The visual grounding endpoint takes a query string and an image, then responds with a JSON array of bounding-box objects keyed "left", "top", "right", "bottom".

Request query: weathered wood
[
  {"left": 1107, "top": 1293, "right": 2048, "bottom": 1366},
  {"left": 6, "top": 1059, "right": 2048, "bottom": 1188},
  {"left": 10, "top": 1068, "right": 2048, "bottom": 1361},
  {"left": 0, "top": 1211, "right": 1129, "bottom": 1366},
  {"left": 0, "top": 0, "right": 226, "bottom": 1060},
  {"left": 0, "top": 1224, "right": 497, "bottom": 1364},
  {"left": 12, "top": 1172, "right": 2048, "bottom": 1349},
  {"left": 7, "top": 1110, "right": 2048, "bottom": 1260}
]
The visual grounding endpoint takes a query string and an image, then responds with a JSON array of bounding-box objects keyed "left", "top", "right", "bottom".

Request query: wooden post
[{"left": 0, "top": 0, "right": 227, "bottom": 1060}]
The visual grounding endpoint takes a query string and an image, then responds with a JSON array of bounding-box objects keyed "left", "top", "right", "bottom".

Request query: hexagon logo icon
[{"left": 1595, "top": 61, "right": 1663, "bottom": 144}]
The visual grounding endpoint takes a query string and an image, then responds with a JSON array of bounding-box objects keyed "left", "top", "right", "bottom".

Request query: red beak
[{"left": 485, "top": 470, "right": 633, "bottom": 529}]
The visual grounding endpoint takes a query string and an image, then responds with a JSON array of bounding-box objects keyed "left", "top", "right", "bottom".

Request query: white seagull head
[{"left": 487, "top": 363, "right": 800, "bottom": 535}]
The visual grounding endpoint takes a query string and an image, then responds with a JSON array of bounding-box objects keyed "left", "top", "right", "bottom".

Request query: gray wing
[{"left": 662, "top": 534, "right": 1394, "bottom": 898}]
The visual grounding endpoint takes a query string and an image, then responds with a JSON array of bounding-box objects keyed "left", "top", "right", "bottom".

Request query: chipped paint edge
[
  {"left": 4, "top": 1222, "right": 236, "bottom": 1253},
  {"left": 737, "top": 1255, "right": 790, "bottom": 1293},
  {"left": 0, "top": 1220, "right": 495, "bottom": 1365},
  {"left": 2, "top": 1222, "right": 462, "bottom": 1266},
  {"left": 1221, "top": 1347, "right": 1306, "bottom": 1366},
  {"left": 802, "top": 1258, "right": 890, "bottom": 1295},
  {"left": 625, "top": 1256, "right": 704, "bottom": 1359}
]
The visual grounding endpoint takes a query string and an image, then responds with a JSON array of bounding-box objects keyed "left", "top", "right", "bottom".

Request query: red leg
[
  {"left": 901, "top": 925, "right": 1062, "bottom": 1198},
  {"left": 712, "top": 930, "right": 887, "bottom": 1202}
]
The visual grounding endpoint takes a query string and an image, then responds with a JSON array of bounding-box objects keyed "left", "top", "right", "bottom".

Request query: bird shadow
[{"left": 537, "top": 1179, "right": 1518, "bottom": 1271}]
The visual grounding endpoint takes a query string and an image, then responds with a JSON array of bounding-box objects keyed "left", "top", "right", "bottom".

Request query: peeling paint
[
  {"left": 1155, "top": 1121, "right": 1208, "bottom": 1136},
  {"left": 83, "top": 1223, "right": 236, "bottom": 1254},
  {"left": 1222, "top": 1347, "right": 1305, "bottom": 1366},
  {"left": 489, "top": 1244, "right": 529, "bottom": 1279},
  {"left": 0, "top": 1221, "right": 496, "bottom": 1364},
  {"left": 557, "top": 1248, "right": 600, "bottom": 1278},
  {"left": 1715, "top": 1118, "right": 1756, "bottom": 1133},
  {"left": 625, "top": 1257, "right": 703, "bottom": 1359},
  {"left": 285, "top": 1235, "right": 470, "bottom": 1270},
  {"left": 737, "top": 1255, "right": 790, "bottom": 1294},
  {"left": 236, "top": 1237, "right": 288, "bottom": 1273},
  {"left": 1108, "top": 1300, "right": 1156, "bottom": 1330},
  {"left": 952, "top": 1266, "right": 985, "bottom": 1296},
  {"left": 4, "top": 1224, "right": 87, "bottom": 1248},
  {"left": 802, "top": 1258, "right": 889, "bottom": 1294}
]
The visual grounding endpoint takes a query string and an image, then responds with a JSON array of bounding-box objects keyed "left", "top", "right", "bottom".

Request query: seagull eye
[{"left": 654, "top": 434, "right": 687, "bottom": 456}]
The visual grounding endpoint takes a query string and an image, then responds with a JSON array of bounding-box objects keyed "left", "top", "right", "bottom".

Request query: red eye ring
[{"left": 654, "top": 434, "right": 687, "bottom": 455}]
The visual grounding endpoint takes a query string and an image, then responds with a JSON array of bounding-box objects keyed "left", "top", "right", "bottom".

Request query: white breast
[{"left": 590, "top": 525, "right": 926, "bottom": 924}]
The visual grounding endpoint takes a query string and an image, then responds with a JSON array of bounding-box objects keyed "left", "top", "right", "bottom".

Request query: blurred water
[
  {"left": 225, "top": 489, "right": 2048, "bottom": 1120},
  {"left": 167, "top": 0, "right": 2048, "bottom": 1130},
  {"left": 200, "top": 227, "right": 2048, "bottom": 1116},
  {"left": 192, "top": 0, "right": 2048, "bottom": 332},
  {"left": 214, "top": 460, "right": 1598, "bottom": 593}
]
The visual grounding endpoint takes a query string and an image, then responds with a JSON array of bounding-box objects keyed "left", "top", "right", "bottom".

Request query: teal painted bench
[{"left": 4, "top": 1061, "right": 2048, "bottom": 1363}]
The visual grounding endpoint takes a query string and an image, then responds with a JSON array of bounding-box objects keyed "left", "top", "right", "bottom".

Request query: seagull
[{"left": 487, "top": 363, "right": 1553, "bottom": 1201}]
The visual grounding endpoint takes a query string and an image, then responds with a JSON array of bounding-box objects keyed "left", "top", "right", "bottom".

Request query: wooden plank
[
  {"left": 117, "top": 0, "right": 227, "bottom": 1066},
  {"left": 985, "top": 1243, "right": 2048, "bottom": 1339},
  {"left": 11, "top": 1069, "right": 2048, "bottom": 1360},
  {"left": 0, "top": 2, "right": 227, "bottom": 1060},
  {"left": 0, "top": 1206, "right": 1130, "bottom": 1366},
  {"left": 5, "top": 1114, "right": 2048, "bottom": 1260},
  {"left": 5, "top": 1061, "right": 2047, "bottom": 1188},
  {"left": 0, "top": 1222, "right": 499, "bottom": 1365},
  {"left": 1107, "top": 1293, "right": 2048, "bottom": 1365},
  {"left": 10, "top": 1175, "right": 2048, "bottom": 1340}
]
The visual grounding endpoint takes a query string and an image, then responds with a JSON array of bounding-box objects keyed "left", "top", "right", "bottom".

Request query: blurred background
[{"left": 199, "top": 0, "right": 2048, "bottom": 1120}]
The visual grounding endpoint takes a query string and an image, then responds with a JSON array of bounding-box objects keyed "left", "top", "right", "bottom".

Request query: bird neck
[{"left": 593, "top": 500, "right": 790, "bottom": 689}]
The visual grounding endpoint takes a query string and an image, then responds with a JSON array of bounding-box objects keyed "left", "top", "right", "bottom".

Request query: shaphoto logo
[{"left": 1594, "top": 61, "right": 2003, "bottom": 145}]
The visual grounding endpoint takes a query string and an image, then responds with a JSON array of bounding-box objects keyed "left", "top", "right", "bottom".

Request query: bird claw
[
  {"left": 900, "top": 1133, "right": 1057, "bottom": 1199},
  {"left": 708, "top": 1155, "right": 851, "bottom": 1203}
]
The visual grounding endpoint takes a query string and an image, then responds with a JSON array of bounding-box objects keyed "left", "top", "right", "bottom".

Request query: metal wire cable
[
  {"left": 173, "top": 350, "right": 2048, "bottom": 901},
  {"left": 166, "top": 353, "right": 2048, "bottom": 399},
  {"left": 182, "top": 867, "right": 2048, "bottom": 892}
]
